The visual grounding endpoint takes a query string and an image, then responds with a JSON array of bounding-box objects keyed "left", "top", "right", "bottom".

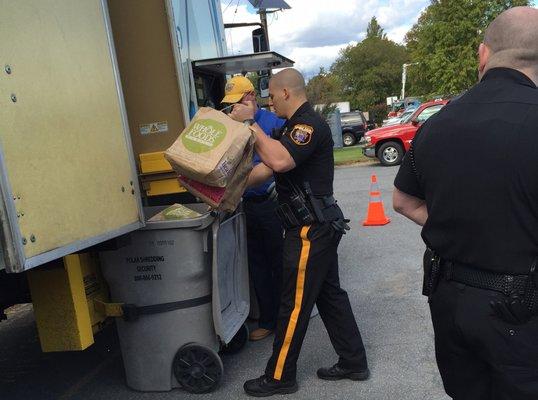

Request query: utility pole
[
  {"left": 401, "top": 62, "right": 419, "bottom": 100},
  {"left": 259, "top": 9, "right": 270, "bottom": 50},
  {"left": 249, "top": 0, "right": 290, "bottom": 53}
]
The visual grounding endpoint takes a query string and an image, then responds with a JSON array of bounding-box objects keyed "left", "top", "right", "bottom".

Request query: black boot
[
  {"left": 244, "top": 375, "right": 298, "bottom": 397},
  {"left": 317, "top": 364, "right": 370, "bottom": 381}
]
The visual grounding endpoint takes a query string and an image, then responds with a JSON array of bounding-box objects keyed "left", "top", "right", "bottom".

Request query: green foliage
[
  {"left": 332, "top": 37, "right": 408, "bottom": 110},
  {"left": 317, "top": 103, "right": 339, "bottom": 121},
  {"left": 246, "top": 72, "right": 260, "bottom": 96},
  {"left": 305, "top": 67, "right": 342, "bottom": 106},
  {"left": 307, "top": 4, "right": 531, "bottom": 117},
  {"left": 305, "top": 68, "right": 342, "bottom": 121},
  {"left": 369, "top": 103, "right": 390, "bottom": 126},
  {"left": 366, "top": 16, "right": 386, "bottom": 39},
  {"left": 406, "top": 0, "right": 530, "bottom": 96}
]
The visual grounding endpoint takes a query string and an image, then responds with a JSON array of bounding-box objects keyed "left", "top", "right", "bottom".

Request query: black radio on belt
[
  {"left": 275, "top": 176, "right": 315, "bottom": 228},
  {"left": 289, "top": 191, "right": 316, "bottom": 225}
]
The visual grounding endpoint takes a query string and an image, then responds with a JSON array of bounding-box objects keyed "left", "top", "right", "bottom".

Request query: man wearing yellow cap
[{"left": 222, "top": 75, "right": 285, "bottom": 342}]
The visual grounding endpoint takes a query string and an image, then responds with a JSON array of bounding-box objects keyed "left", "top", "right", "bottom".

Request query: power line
[
  {"left": 228, "top": 0, "right": 241, "bottom": 55},
  {"left": 231, "top": 0, "right": 241, "bottom": 24},
  {"left": 222, "top": 0, "right": 235, "bottom": 13}
]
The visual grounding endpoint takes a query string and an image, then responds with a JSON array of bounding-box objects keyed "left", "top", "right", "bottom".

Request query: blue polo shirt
[{"left": 243, "top": 108, "right": 285, "bottom": 198}]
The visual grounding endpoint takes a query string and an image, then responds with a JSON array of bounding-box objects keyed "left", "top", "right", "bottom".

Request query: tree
[
  {"left": 331, "top": 37, "right": 408, "bottom": 110},
  {"left": 366, "top": 16, "right": 386, "bottom": 39},
  {"left": 406, "top": 0, "right": 530, "bottom": 96},
  {"left": 305, "top": 67, "right": 342, "bottom": 106}
]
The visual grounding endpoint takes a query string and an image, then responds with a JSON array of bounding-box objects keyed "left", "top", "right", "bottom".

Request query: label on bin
[
  {"left": 133, "top": 273, "right": 162, "bottom": 282},
  {"left": 126, "top": 256, "right": 165, "bottom": 263},
  {"left": 126, "top": 256, "right": 165, "bottom": 282}
]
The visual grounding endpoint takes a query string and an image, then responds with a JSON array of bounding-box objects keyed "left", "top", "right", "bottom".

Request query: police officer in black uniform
[
  {"left": 393, "top": 7, "right": 538, "bottom": 400},
  {"left": 231, "top": 68, "right": 369, "bottom": 397}
]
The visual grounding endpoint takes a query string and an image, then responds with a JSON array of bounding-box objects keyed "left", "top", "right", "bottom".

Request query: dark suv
[{"left": 341, "top": 111, "right": 370, "bottom": 146}]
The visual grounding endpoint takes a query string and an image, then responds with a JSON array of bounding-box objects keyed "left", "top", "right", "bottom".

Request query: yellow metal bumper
[{"left": 27, "top": 253, "right": 110, "bottom": 352}]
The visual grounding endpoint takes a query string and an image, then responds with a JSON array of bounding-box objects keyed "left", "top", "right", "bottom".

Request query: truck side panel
[{"left": 0, "top": 0, "right": 143, "bottom": 272}]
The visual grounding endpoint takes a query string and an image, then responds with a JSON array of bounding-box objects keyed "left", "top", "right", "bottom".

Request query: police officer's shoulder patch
[{"left": 290, "top": 124, "right": 314, "bottom": 145}]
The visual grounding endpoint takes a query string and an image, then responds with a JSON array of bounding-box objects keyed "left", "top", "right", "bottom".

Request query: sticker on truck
[{"left": 139, "top": 121, "right": 169, "bottom": 135}]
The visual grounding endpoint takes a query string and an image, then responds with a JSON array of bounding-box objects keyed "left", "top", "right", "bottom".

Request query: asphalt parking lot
[{"left": 0, "top": 163, "right": 448, "bottom": 400}]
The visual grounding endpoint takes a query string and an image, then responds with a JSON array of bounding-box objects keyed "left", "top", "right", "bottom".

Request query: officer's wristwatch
[{"left": 243, "top": 119, "right": 255, "bottom": 127}]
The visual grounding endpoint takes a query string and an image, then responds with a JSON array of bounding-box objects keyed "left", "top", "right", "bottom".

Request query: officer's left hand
[{"left": 230, "top": 101, "right": 256, "bottom": 122}]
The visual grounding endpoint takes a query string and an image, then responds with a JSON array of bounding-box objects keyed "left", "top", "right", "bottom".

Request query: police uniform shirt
[
  {"left": 275, "top": 102, "right": 334, "bottom": 205},
  {"left": 394, "top": 67, "right": 538, "bottom": 274}
]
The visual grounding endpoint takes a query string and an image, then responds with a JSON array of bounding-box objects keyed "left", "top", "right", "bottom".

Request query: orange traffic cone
[{"left": 363, "top": 174, "right": 391, "bottom": 226}]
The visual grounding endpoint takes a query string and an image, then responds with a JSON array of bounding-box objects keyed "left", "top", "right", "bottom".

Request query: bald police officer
[
  {"left": 393, "top": 7, "right": 538, "bottom": 400},
  {"left": 231, "top": 68, "right": 369, "bottom": 397}
]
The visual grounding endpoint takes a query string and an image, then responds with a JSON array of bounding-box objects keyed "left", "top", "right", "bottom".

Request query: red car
[{"left": 362, "top": 100, "right": 448, "bottom": 166}]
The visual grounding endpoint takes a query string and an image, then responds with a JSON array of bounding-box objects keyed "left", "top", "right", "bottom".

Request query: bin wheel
[
  {"left": 220, "top": 323, "right": 249, "bottom": 355},
  {"left": 173, "top": 343, "right": 223, "bottom": 394}
]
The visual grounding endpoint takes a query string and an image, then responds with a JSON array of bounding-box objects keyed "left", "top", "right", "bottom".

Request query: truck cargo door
[{"left": 0, "top": 0, "right": 144, "bottom": 273}]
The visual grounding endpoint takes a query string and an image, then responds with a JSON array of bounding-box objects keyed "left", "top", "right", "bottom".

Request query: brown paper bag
[
  {"left": 164, "top": 107, "right": 253, "bottom": 188},
  {"left": 178, "top": 133, "right": 256, "bottom": 212}
]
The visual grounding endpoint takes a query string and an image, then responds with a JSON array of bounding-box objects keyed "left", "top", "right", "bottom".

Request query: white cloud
[{"left": 221, "top": 0, "right": 429, "bottom": 77}]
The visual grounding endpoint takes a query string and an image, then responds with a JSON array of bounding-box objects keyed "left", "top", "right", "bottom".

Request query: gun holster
[
  {"left": 276, "top": 178, "right": 351, "bottom": 234},
  {"left": 422, "top": 248, "right": 441, "bottom": 299}
]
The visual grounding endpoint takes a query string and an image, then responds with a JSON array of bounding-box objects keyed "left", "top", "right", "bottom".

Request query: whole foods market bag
[
  {"left": 164, "top": 107, "right": 252, "bottom": 187},
  {"left": 178, "top": 133, "right": 256, "bottom": 212},
  {"left": 147, "top": 204, "right": 204, "bottom": 222}
]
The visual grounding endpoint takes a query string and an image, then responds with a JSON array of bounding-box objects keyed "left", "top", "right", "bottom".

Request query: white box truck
[{"left": 0, "top": 0, "right": 293, "bottom": 392}]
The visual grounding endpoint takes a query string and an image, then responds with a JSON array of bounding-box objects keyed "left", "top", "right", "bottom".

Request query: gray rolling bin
[{"left": 99, "top": 204, "right": 249, "bottom": 393}]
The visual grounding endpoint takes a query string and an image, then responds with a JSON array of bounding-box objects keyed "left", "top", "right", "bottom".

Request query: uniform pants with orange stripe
[{"left": 265, "top": 222, "right": 368, "bottom": 382}]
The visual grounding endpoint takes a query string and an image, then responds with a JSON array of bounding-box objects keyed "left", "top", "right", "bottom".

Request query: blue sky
[{"left": 221, "top": 0, "right": 538, "bottom": 78}]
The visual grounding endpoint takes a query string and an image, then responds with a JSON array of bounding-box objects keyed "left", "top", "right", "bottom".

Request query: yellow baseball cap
[{"left": 221, "top": 75, "right": 255, "bottom": 103}]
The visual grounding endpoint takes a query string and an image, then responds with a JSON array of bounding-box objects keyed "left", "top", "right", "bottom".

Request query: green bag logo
[{"left": 182, "top": 119, "right": 227, "bottom": 153}]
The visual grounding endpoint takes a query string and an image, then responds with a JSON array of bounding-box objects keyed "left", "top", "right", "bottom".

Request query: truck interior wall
[{"left": 107, "top": 0, "right": 187, "bottom": 169}]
